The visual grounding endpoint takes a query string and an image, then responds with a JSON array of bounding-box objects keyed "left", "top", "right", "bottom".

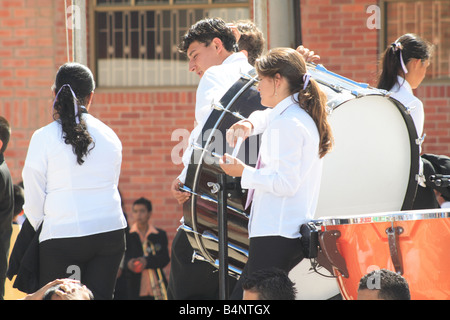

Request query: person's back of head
[
  {"left": 242, "top": 268, "right": 297, "bottom": 300},
  {"left": 0, "top": 116, "right": 11, "bottom": 154},
  {"left": 178, "top": 17, "right": 237, "bottom": 55},
  {"left": 377, "top": 33, "right": 432, "bottom": 91},
  {"left": 234, "top": 20, "right": 265, "bottom": 66},
  {"left": 52, "top": 62, "right": 96, "bottom": 165},
  {"left": 358, "top": 269, "right": 411, "bottom": 300}
]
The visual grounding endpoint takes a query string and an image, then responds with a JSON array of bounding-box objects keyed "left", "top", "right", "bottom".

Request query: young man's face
[{"left": 187, "top": 39, "right": 224, "bottom": 78}]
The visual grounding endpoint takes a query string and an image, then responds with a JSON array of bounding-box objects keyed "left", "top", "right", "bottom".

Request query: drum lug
[
  {"left": 211, "top": 99, "right": 246, "bottom": 121},
  {"left": 207, "top": 182, "right": 221, "bottom": 194},
  {"left": 415, "top": 134, "right": 426, "bottom": 146},
  {"left": 386, "top": 226, "right": 404, "bottom": 275},
  {"left": 318, "top": 230, "right": 349, "bottom": 278}
]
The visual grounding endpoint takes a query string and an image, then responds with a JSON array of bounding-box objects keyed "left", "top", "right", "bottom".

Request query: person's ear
[
  {"left": 212, "top": 37, "right": 224, "bottom": 53},
  {"left": 0, "top": 140, "right": 3, "bottom": 152}
]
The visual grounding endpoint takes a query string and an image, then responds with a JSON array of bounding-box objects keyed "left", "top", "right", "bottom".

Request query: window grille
[{"left": 93, "top": 0, "right": 250, "bottom": 87}]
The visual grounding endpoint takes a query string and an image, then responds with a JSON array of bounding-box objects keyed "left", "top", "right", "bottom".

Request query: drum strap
[{"left": 386, "top": 226, "right": 404, "bottom": 275}]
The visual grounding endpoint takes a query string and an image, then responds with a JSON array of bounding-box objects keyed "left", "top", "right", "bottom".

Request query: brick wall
[
  {"left": 301, "top": 0, "right": 450, "bottom": 156},
  {"left": 0, "top": 0, "right": 194, "bottom": 255},
  {"left": 1, "top": 0, "right": 450, "bottom": 275}
]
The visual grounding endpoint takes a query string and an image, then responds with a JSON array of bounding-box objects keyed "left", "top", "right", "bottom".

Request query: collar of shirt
[
  {"left": 393, "top": 76, "right": 413, "bottom": 94},
  {"left": 267, "top": 93, "right": 299, "bottom": 123},
  {"left": 222, "top": 51, "right": 248, "bottom": 66}
]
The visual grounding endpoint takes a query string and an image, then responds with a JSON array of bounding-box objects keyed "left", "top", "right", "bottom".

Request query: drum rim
[
  {"left": 189, "top": 74, "right": 259, "bottom": 262},
  {"left": 319, "top": 208, "right": 450, "bottom": 226}
]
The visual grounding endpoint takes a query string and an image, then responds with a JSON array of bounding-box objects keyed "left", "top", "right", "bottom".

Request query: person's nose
[{"left": 189, "top": 59, "right": 196, "bottom": 73}]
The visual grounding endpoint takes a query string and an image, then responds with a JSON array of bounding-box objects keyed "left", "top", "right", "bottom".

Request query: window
[
  {"left": 382, "top": 0, "right": 450, "bottom": 82},
  {"left": 92, "top": 0, "right": 251, "bottom": 87}
]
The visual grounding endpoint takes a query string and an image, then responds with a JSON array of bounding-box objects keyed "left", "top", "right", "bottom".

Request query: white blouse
[
  {"left": 241, "top": 94, "right": 323, "bottom": 239},
  {"left": 390, "top": 76, "right": 425, "bottom": 185},
  {"left": 390, "top": 76, "right": 424, "bottom": 139},
  {"left": 22, "top": 113, "right": 127, "bottom": 242}
]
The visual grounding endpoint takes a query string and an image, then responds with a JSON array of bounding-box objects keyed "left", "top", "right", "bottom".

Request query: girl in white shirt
[
  {"left": 377, "top": 34, "right": 438, "bottom": 209},
  {"left": 220, "top": 48, "right": 333, "bottom": 299},
  {"left": 22, "top": 63, "right": 127, "bottom": 299}
]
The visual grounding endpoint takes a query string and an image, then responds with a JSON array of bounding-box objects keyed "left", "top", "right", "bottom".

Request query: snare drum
[{"left": 321, "top": 208, "right": 450, "bottom": 300}]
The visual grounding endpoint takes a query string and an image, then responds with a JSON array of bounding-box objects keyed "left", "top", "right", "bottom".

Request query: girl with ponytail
[
  {"left": 22, "top": 63, "right": 127, "bottom": 299},
  {"left": 378, "top": 34, "right": 439, "bottom": 209},
  {"left": 219, "top": 47, "right": 333, "bottom": 299},
  {"left": 378, "top": 33, "right": 432, "bottom": 140}
]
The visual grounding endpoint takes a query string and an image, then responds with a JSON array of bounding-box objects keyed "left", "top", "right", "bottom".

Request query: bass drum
[
  {"left": 180, "top": 64, "right": 420, "bottom": 300},
  {"left": 181, "top": 70, "right": 263, "bottom": 277}
]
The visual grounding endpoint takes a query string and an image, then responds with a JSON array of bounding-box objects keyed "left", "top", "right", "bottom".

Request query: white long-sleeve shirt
[
  {"left": 390, "top": 76, "right": 424, "bottom": 139},
  {"left": 241, "top": 94, "right": 323, "bottom": 239},
  {"left": 177, "top": 52, "right": 253, "bottom": 183},
  {"left": 22, "top": 113, "right": 127, "bottom": 242},
  {"left": 390, "top": 76, "right": 425, "bottom": 185}
]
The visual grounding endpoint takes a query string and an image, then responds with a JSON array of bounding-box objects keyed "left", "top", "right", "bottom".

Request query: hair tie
[
  {"left": 52, "top": 84, "right": 81, "bottom": 124},
  {"left": 392, "top": 41, "right": 409, "bottom": 75},
  {"left": 303, "top": 73, "right": 311, "bottom": 90}
]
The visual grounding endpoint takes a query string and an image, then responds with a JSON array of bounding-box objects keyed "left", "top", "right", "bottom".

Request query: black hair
[
  {"left": 0, "top": 116, "right": 11, "bottom": 154},
  {"left": 52, "top": 63, "right": 95, "bottom": 165},
  {"left": 358, "top": 269, "right": 411, "bottom": 300},
  {"left": 377, "top": 33, "right": 432, "bottom": 91},
  {"left": 178, "top": 18, "right": 237, "bottom": 54},
  {"left": 242, "top": 268, "right": 297, "bottom": 300},
  {"left": 133, "top": 197, "right": 152, "bottom": 212}
]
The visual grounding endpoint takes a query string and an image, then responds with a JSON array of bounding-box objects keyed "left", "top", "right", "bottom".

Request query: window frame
[
  {"left": 380, "top": 0, "right": 450, "bottom": 85},
  {"left": 88, "top": 0, "right": 252, "bottom": 90}
]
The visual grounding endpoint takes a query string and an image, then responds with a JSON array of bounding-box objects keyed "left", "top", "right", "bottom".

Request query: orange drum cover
[{"left": 322, "top": 209, "right": 450, "bottom": 300}]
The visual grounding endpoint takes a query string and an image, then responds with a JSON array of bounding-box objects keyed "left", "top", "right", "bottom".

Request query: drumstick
[{"left": 231, "top": 137, "right": 244, "bottom": 158}]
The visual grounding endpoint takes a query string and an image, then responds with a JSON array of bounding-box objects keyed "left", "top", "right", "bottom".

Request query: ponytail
[
  {"left": 53, "top": 63, "right": 95, "bottom": 165},
  {"left": 297, "top": 76, "right": 333, "bottom": 158}
]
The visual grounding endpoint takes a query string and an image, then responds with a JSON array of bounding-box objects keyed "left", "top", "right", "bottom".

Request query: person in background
[
  {"left": 0, "top": 117, "right": 14, "bottom": 300},
  {"left": 12, "top": 184, "right": 25, "bottom": 225},
  {"left": 22, "top": 62, "right": 127, "bottom": 300},
  {"left": 22, "top": 278, "right": 93, "bottom": 300},
  {"left": 231, "top": 19, "right": 265, "bottom": 67},
  {"left": 357, "top": 269, "right": 411, "bottom": 300},
  {"left": 377, "top": 33, "right": 437, "bottom": 209},
  {"left": 125, "top": 197, "right": 169, "bottom": 300},
  {"left": 242, "top": 268, "right": 297, "bottom": 300}
]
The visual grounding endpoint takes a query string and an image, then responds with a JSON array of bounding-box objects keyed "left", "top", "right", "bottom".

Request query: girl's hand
[
  {"left": 226, "top": 120, "right": 253, "bottom": 147},
  {"left": 219, "top": 153, "right": 246, "bottom": 177}
]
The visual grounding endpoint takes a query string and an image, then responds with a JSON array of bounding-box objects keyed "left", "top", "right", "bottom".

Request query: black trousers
[
  {"left": 230, "top": 236, "right": 304, "bottom": 300},
  {"left": 167, "top": 229, "right": 237, "bottom": 300},
  {"left": 39, "top": 229, "right": 125, "bottom": 300}
]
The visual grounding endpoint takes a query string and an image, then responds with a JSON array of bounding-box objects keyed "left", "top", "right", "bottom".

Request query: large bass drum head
[{"left": 315, "top": 94, "right": 419, "bottom": 218}]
